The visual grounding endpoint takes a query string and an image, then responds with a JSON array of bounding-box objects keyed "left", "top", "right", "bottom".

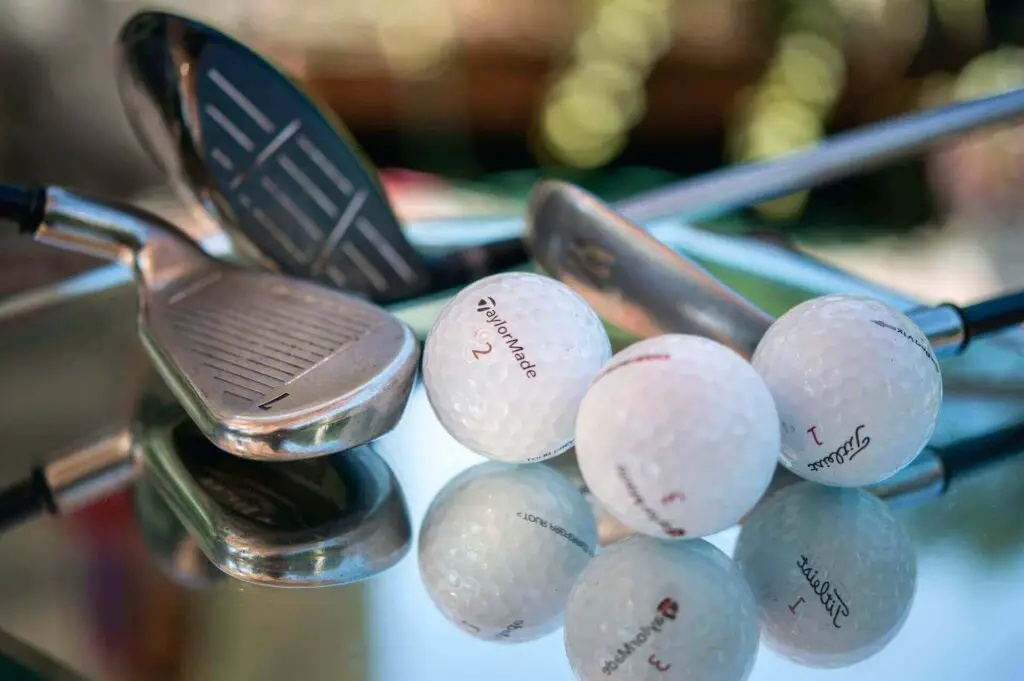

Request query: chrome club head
[
  {"left": 526, "top": 179, "right": 774, "bottom": 359},
  {"left": 24, "top": 188, "right": 418, "bottom": 460}
]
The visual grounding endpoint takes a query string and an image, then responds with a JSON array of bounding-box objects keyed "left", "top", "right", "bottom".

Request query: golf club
[
  {"left": 526, "top": 180, "right": 1024, "bottom": 360},
  {"left": 0, "top": 396, "right": 412, "bottom": 587},
  {"left": 115, "top": 10, "right": 526, "bottom": 305},
  {"left": 1, "top": 185, "right": 419, "bottom": 461}
]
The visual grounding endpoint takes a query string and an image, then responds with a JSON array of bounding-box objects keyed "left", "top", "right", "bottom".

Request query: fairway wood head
[
  {"left": 31, "top": 189, "right": 419, "bottom": 460},
  {"left": 138, "top": 404, "right": 412, "bottom": 587},
  {"left": 116, "top": 11, "right": 433, "bottom": 304},
  {"left": 525, "top": 180, "right": 774, "bottom": 359}
]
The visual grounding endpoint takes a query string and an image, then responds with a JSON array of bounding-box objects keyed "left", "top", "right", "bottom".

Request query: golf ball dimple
[
  {"left": 733, "top": 482, "right": 917, "bottom": 668},
  {"left": 418, "top": 462, "right": 598, "bottom": 643},
  {"left": 423, "top": 272, "right": 611, "bottom": 463},
  {"left": 564, "top": 535, "right": 760, "bottom": 681},
  {"left": 575, "top": 334, "right": 780, "bottom": 539},
  {"left": 752, "top": 294, "right": 942, "bottom": 487}
]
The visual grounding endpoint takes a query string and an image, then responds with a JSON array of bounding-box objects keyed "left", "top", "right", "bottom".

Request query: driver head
[{"left": 116, "top": 10, "right": 433, "bottom": 304}]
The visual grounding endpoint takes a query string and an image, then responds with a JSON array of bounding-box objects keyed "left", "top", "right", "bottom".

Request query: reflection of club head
[
  {"left": 0, "top": 387, "right": 412, "bottom": 586},
  {"left": 133, "top": 474, "right": 223, "bottom": 591},
  {"left": 140, "top": 406, "right": 412, "bottom": 587}
]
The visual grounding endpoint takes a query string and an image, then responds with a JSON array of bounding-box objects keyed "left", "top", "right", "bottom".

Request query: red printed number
[
  {"left": 789, "top": 597, "right": 805, "bottom": 614},
  {"left": 660, "top": 492, "right": 685, "bottom": 506},
  {"left": 648, "top": 655, "right": 671, "bottom": 672},
  {"left": 807, "top": 426, "right": 823, "bottom": 446},
  {"left": 471, "top": 342, "right": 492, "bottom": 360}
]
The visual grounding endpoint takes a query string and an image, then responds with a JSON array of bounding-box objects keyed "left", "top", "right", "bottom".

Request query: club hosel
[
  {"left": 905, "top": 303, "right": 967, "bottom": 358},
  {"left": 43, "top": 428, "right": 139, "bottom": 514},
  {"left": 33, "top": 187, "right": 152, "bottom": 265}
]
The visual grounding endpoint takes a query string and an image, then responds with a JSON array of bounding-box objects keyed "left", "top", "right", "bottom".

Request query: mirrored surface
[{"left": 3, "top": 265, "right": 1024, "bottom": 679}]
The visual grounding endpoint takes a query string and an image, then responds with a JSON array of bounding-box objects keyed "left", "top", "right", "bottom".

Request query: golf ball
[
  {"left": 423, "top": 272, "right": 611, "bottom": 462},
  {"left": 751, "top": 294, "right": 942, "bottom": 487},
  {"left": 418, "top": 461, "right": 598, "bottom": 643},
  {"left": 733, "top": 482, "right": 917, "bottom": 668},
  {"left": 564, "top": 535, "right": 759, "bottom": 681},
  {"left": 575, "top": 334, "right": 780, "bottom": 539}
]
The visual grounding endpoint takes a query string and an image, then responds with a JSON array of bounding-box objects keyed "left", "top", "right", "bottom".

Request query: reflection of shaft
[{"left": 576, "top": 446, "right": 959, "bottom": 547}]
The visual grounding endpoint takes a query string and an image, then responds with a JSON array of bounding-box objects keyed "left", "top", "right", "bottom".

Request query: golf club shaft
[
  {"left": 404, "top": 87, "right": 1024, "bottom": 254},
  {"left": 616, "top": 87, "right": 1024, "bottom": 222}
]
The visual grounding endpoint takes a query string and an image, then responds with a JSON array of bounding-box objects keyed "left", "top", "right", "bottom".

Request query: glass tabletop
[{"left": 1, "top": 222, "right": 1024, "bottom": 681}]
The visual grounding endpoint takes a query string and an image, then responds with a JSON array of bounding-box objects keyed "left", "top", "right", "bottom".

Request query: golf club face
[
  {"left": 139, "top": 406, "right": 412, "bottom": 587},
  {"left": 116, "top": 10, "right": 433, "bottom": 304},
  {"left": 138, "top": 263, "right": 420, "bottom": 460},
  {"left": 526, "top": 180, "right": 774, "bottom": 359},
  {"left": 34, "top": 187, "right": 420, "bottom": 461}
]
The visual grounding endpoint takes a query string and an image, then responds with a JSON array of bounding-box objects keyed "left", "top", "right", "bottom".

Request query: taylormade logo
[{"left": 477, "top": 297, "right": 538, "bottom": 378}]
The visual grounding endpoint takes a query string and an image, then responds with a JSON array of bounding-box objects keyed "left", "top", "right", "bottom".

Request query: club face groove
[{"left": 116, "top": 10, "right": 431, "bottom": 303}]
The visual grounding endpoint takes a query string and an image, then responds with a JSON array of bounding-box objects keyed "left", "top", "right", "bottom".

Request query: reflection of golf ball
[
  {"left": 752, "top": 294, "right": 942, "bottom": 487},
  {"left": 423, "top": 272, "right": 611, "bottom": 462},
  {"left": 734, "top": 482, "right": 916, "bottom": 668},
  {"left": 575, "top": 335, "right": 780, "bottom": 539},
  {"left": 418, "top": 462, "right": 598, "bottom": 642},
  {"left": 564, "top": 536, "right": 759, "bottom": 681}
]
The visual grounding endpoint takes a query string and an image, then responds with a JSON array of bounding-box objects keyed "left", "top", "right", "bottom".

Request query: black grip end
[
  {"left": 0, "top": 183, "right": 47, "bottom": 234},
  {"left": 0, "top": 469, "right": 57, "bottom": 534}
]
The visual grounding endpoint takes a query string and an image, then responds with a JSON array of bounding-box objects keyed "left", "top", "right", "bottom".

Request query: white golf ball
[
  {"left": 423, "top": 272, "right": 611, "bottom": 462},
  {"left": 418, "top": 461, "right": 598, "bottom": 643},
  {"left": 734, "top": 482, "right": 916, "bottom": 668},
  {"left": 564, "top": 535, "right": 760, "bottom": 681},
  {"left": 751, "top": 294, "right": 942, "bottom": 487},
  {"left": 575, "top": 334, "right": 780, "bottom": 539}
]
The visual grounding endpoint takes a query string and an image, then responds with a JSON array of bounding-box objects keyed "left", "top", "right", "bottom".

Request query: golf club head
[
  {"left": 135, "top": 400, "right": 412, "bottom": 587},
  {"left": 31, "top": 188, "right": 419, "bottom": 460},
  {"left": 133, "top": 473, "right": 224, "bottom": 590},
  {"left": 526, "top": 180, "right": 774, "bottom": 359},
  {"left": 116, "top": 10, "right": 434, "bottom": 304}
]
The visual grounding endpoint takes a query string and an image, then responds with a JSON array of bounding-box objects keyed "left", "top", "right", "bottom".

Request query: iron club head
[
  {"left": 15, "top": 187, "right": 418, "bottom": 460},
  {"left": 526, "top": 179, "right": 775, "bottom": 358}
]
